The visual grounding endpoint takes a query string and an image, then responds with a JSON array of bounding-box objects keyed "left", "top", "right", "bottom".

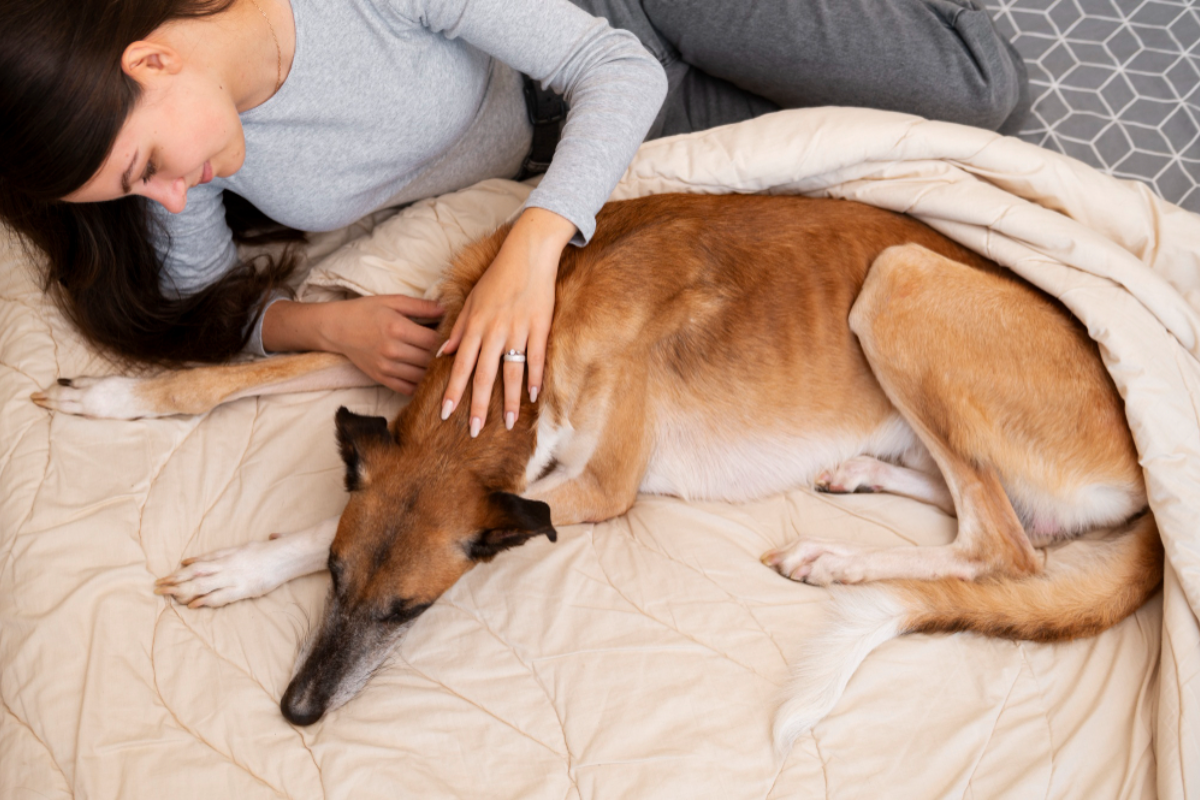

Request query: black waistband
[{"left": 516, "top": 75, "right": 568, "bottom": 181}]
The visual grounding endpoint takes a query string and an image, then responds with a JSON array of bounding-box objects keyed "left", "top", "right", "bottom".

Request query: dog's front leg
[
  {"left": 33, "top": 352, "right": 372, "bottom": 419},
  {"left": 155, "top": 515, "right": 339, "bottom": 608}
]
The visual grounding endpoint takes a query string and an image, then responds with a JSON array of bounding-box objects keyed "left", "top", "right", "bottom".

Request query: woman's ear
[{"left": 121, "top": 40, "right": 184, "bottom": 85}]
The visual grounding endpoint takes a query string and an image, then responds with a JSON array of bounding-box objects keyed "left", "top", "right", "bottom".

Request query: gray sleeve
[
  {"left": 385, "top": 0, "right": 667, "bottom": 243},
  {"left": 150, "top": 189, "right": 280, "bottom": 357},
  {"left": 244, "top": 289, "right": 293, "bottom": 357},
  {"left": 150, "top": 185, "right": 238, "bottom": 297}
]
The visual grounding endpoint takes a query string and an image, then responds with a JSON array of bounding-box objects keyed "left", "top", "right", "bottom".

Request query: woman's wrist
[
  {"left": 510, "top": 206, "right": 577, "bottom": 266},
  {"left": 261, "top": 299, "right": 338, "bottom": 354}
]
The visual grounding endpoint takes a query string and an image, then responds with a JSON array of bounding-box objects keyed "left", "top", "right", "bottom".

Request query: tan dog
[{"left": 33, "top": 194, "right": 1163, "bottom": 742}]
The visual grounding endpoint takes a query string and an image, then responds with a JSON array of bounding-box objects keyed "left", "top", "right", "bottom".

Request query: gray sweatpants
[{"left": 572, "top": 0, "right": 1029, "bottom": 137}]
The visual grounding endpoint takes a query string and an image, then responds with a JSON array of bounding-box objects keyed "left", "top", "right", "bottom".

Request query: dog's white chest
[
  {"left": 639, "top": 413, "right": 917, "bottom": 503},
  {"left": 524, "top": 405, "right": 916, "bottom": 507}
]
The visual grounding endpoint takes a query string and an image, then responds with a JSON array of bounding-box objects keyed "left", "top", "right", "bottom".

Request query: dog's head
[{"left": 280, "top": 406, "right": 555, "bottom": 725}]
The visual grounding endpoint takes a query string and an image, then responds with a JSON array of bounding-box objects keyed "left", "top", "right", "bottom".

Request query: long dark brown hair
[{"left": 0, "top": 0, "right": 302, "bottom": 366}]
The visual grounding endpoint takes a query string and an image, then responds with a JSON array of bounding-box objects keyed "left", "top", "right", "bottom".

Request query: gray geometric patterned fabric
[{"left": 987, "top": 0, "right": 1200, "bottom": 211}]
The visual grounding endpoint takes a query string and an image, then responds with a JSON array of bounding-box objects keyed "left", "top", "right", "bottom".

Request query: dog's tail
[{"left": 773, "top": 511, "right": 1162, "bottom": 751}]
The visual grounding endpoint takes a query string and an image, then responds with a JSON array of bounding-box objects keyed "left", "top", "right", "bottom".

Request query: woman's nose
[{"left": 145, "top": 176, "right": 188, "bottom": 214}]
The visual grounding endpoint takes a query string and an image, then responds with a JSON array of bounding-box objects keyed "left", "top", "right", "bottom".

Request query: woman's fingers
[
  {"left": 502, "top": 348, "right": 526, "bottom": 430},
  {"left": 440, "top": 316, "right": 550, "bottom": 434},
  {"left": 526, "top": 322, "right": 548, "bottom": 404},
  {"left": 381, "top": 294, "right": 444, "bottom": 322},
  {"left": 381, "top": 337, "right": 435, "bottom": 369},
  {"left": 365, "top": 358, "right": 424, "bottom": 397},
  {"left": 468, "top": 332, "right": 508, "bottom": 437},
  {"left": 411, "top": 326, "right": 442, "bottom": 354},
  {"left": 438, "top": 309, "right": 467, "bottom": 358},
  {"left": 380, "top": 360, "right": 427, "bottom": 385},
  {"left": 503, "top": 323, "right": 547, "bottom": 428},
  {"left": 442, "top": 328, "right": 482, "bottom": 423},
  {"left": 388, "top": 315, "right": 440, "bottom": 354},
  {"left": 378, "top": 376, "right": 418, "bottom": 396},
  {"left": 443, "top": 326, "right": 527, "bottom": 436}
]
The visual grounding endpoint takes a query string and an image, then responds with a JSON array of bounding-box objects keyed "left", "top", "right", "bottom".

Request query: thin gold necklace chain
[{"left": 247, "top": 0, "right": 283, "bottom": 96}]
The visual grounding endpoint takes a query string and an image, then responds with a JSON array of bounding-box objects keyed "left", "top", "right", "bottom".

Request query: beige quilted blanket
[{"left": 2, "top": 108, "right": 1196, "bottom": 798}]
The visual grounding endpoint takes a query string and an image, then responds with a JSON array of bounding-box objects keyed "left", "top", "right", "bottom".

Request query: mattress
[{"left": 3, "top": 107, "right": 1198, "bottom": 798}]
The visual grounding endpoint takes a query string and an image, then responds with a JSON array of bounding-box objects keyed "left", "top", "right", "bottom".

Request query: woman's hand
[
  {"left": 262, "top": 295, "right": 444, "bottom": 395},
  {"left": 439, "top": 207, "right": 576, "bottom": 436}
]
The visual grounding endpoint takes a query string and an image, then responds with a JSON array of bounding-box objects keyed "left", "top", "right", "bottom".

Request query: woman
[{"left": 0, "top": 0, "right": 1027, "bottom": 436}]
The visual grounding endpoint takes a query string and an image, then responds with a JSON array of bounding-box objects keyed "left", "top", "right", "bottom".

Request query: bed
[{"left": 3, "top": 46, "right": 1199, "bottom": 800}]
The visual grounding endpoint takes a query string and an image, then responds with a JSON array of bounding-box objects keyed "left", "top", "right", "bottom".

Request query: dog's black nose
[
  {"left": 281, "top": 703, "right": 323, "bottom": 726},
  {"left": 281, "top": 682, "right": 326, "bottom": 726}
]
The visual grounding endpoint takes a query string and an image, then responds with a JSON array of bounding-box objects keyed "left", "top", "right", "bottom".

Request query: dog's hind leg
[
  {"left": 765, "top": 451, "right": 957, "bottom": 582},
  {"left": 768, "top": 242, "right": 1143, "bottom": 587},
  {"left": 156, "top": 515, "right": 340, "bottom": 608},
  {"left": 815, "top": 454, "right": 954, "bottom": 515},
  {"left": 32, "top": 352, "right": 373, "bottom": 419},
  {"left": 769, "top": 453, "right": 1033, "bottom": 586}
]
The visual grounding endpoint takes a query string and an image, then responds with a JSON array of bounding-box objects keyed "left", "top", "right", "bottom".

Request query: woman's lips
[{"left": 199, "top": 161, "right": 213, "bottom": 185}]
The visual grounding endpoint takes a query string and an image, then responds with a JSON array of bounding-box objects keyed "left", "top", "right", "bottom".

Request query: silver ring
[{"left": 502, "top": 349, "right": 527, "bottom": 363}]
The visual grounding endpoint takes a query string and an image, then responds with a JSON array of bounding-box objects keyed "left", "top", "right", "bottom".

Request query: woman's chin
[{"left": 224, "top": 137, "right": 248, "bottom": 178}]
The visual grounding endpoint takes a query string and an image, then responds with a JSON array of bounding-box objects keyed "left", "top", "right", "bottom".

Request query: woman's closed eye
[{"left": 141, "top": 159, "right": 157, "bottom": 185}]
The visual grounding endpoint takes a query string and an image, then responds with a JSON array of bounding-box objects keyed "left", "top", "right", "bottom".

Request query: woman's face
[{"left": 64, "top": 43, "right": 246, "bottom": 212}]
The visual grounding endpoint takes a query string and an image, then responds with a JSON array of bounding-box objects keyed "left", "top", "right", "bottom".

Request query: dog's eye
[
  {"left": 378, "top": 601, "right": 431, "bottom": 625},
  {"left": 327, "top": 556, "right": 344, "bottom": 588}
]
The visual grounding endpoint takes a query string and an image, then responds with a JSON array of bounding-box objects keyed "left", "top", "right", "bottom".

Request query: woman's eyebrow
[{"left": 120, "top": 150, "right": 139, "bottom": 195}]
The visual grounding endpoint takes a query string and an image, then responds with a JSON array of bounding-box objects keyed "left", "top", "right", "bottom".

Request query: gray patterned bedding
[{"left": 989, "top": 0, "right": 1200, "bottom": 209}]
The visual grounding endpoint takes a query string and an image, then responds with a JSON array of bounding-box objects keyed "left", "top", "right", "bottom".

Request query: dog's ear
[
  {"left": 468, "top": 492, "right": 557, "bottom": 562},
  {"left": 335, "top": 407, "right": 392, "bottom": 492}
]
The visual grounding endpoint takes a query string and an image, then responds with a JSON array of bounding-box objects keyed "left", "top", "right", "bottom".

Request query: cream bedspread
[{"left": 2, "top": 108, "right": 1196, "bottom": 798}]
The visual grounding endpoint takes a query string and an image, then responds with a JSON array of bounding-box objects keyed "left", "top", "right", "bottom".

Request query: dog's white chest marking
[
  {"left": 640, "top": 413, "right": 918, "bottom": 503},
  {"left": 524, "top": 413, "right": 601, "bottom": 497},
  {"left": 523, "top": 406, "right": 920, "bottom": 505},
  {"left": 524, "top": 414, "right": 570, "bottom": 486}
]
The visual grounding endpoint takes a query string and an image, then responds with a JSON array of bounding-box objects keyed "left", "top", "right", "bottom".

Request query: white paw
[
  {"left": 155, "top": 539, "right": 287, "bottom": 608},
  {"left": 761, "top": 539, "right": 869, "bottom": 586},
  {"left": 31, "top": 376, "right": 149, "bottom": 420},
  {"left": 814, "top": 456, "right": 883, "bottom": 494}
]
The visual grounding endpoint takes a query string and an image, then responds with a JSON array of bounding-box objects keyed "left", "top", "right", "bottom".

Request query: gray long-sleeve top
[{"left": 151, "top": 0, "right": 667, "bottom": 353}]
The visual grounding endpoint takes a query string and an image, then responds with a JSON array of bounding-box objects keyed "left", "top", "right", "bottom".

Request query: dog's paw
[
  {"left": 814, "top": 456, "right": 884, "bottom": 494},
  {"left": 761, "top": 539, "right": 868, "bottom": 587},
  {"left": 155, "top": 540, "right": 287, "bottom": 608},
  {"left": 31, "top": 376, "right": 150, "bottom": 420}
]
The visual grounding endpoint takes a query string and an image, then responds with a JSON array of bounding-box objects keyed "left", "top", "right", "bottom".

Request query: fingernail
[
  {"left": 530, "top": 386, "right": 539, "bottom": 403},
  {"left": 441, "top": 399, "right": 453, "bottom": 420},
  {"left": 505, "top": 411, "right": 515, "bottom": 430},
  {"left": 435, "top": 342, "right": 448, "bottom": 358},
  {"left": 470, "top": 417, "right": 482, "bottom": 438}
]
